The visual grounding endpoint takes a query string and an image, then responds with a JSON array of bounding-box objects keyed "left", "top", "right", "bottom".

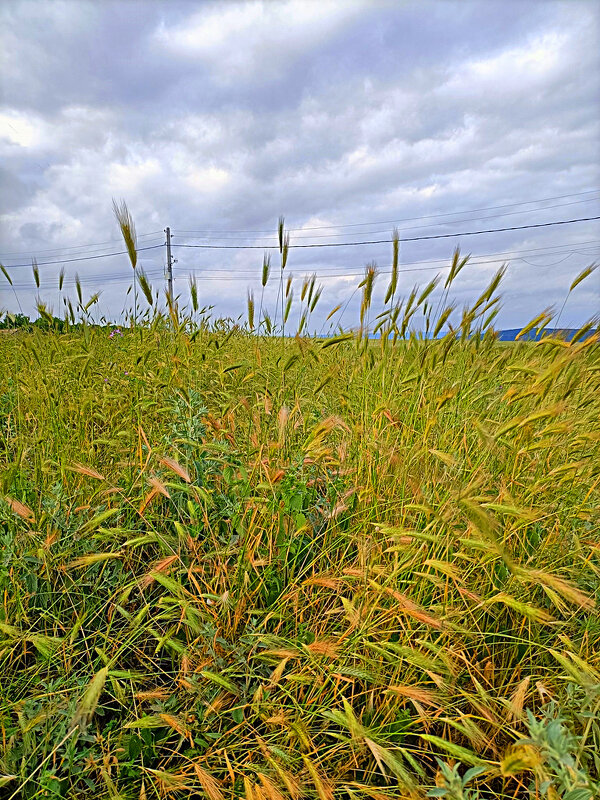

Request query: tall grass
[{"left": 0, "top": 211, "right": 599, "bottom": 799}]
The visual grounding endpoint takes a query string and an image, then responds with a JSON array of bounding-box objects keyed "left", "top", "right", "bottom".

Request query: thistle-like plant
[
  {"left": 427, "top": 762, "right": 484, "bottom": 800},
  {"left": 518, "top": 706, "right": 599, "bottom": 799}
]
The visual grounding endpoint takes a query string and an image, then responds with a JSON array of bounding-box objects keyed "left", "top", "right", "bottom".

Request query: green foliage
[
  {"left": 427, "top": 762, "right": 485, "bottom": 799},
  {"left": 0, "top": 312, "right": 68, "bottom": 331},
  {"left": 0, "top": 236, "right": 599, "bottom": 798},
  {"left": 518, "top": 704, "right": 599, "bottom": 798}
]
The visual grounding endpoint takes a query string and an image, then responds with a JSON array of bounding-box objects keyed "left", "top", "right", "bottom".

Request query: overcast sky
[{"left": 1, "top": 0, "right": 599, "bottom": 331}]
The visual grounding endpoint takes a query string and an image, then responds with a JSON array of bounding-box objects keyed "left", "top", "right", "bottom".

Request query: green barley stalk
[
  {"left": 385, "top": 227, "right": 400, "bottom": 305},
  {"left": 247, "top": 290, "right": 255, "bottom": 332},
  {"left": 113, "top": 198, "right": 138, "bottom": 326},
  {"left": 359, "top": 261, "right": 378, "bottom": 339},
  {"left": 259, "top": 251, "right": 271, "bottom": 331}
]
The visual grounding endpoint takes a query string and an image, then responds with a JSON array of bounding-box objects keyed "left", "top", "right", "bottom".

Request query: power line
[
  {"left": 150, "top": 248, "right": 598, "bottom": 278},
  {"left": 3, "top": 243, "right": 165, "bottom": 269},
  {"left": 2, "top": 189, "right": 597, "bottom": 262},
  {"left": 3, "top": 189, "right": 597, "bottom": 268},
  {"left": 288, "top": 240, "right": 600, "bottom": 264},
  {"left": 517, "top": 253, "right": 584, "bottom": 267},
  {"left": 2, "top": 256, "right": 577, "bottom": 290},
  {"left": 10, "top": 253, "right": 598, "bottom": 294},
  {"left": 290, "top": 241, "right": 600, "bottom": 268},
  {"left": 7, "top": 242, "right": 599, "bottom": 289},
  {"left": 173, "top": 189, "right": 600, "bottom": 234},
  {"left": 9, "top": 269, "right": 166, "bottom": 291},
  {"left": 3, "top": 221, "right": 598, "bottom": 284},
  {"left": 241, "top": 251, "right": 598, "bottom": 278},
  {"left": 173, "top": 216, "right": 600, "bottom": 251},
  {"left": 171, "top": 195, "right": 600, "bottom": 241},
  {"left": 0, "top": 231, "right": 165, "bottom": 259},
  {"left": 172, "top": 253, "right": 597, "bottom": 282},
  {"left": 20, "top": 247, "right": 591, "bottom": 290}
]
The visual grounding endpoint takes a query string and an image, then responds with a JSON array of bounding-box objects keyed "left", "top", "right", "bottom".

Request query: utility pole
[{"left": 165, "top": 226, "right": 174, "bottom": 306}]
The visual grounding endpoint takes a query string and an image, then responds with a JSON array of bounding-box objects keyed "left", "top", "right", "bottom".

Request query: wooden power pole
[{"left": 165, "top": 226, "right": 174, "bottom": 306}]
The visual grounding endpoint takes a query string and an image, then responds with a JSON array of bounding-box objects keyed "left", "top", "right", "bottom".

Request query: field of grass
[{"left": 1, "top": 234, "right": 599, "bottom": 799}]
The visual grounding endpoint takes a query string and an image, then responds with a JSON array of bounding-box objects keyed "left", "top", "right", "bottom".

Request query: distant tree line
[{"left": 0, "top": 313, "right": 73, "bottom": 332}]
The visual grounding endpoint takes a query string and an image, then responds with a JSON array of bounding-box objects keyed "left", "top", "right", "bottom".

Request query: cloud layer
[{"left": 1, "top": 0, "right": 599, "bottom": 329}]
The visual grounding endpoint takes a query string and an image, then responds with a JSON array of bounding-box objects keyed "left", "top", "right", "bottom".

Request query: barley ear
[
  {"left": 262, "top": 253, "right": 271, "bottom": 287},
  {"left": 247, "top": 290, "right": 255, "bottom": 331},
  {"left": 189, "top": 275, "right": 199, "bottom": 312},
  {"left": 1, "top": 263, "right": 13, "bottom": 285},
  {"left": 385, "top": 227, "right": 399, "bottom": 304},
  {"left": 570, "top": 264, "right": 597, "bottom": 292},
  {"left": 112, "top": 198, "right": 137, "bottom": 270},
  {"left": 71, "top": 666, "right": 108, "bottom": 732},
  {"left": 137, "top": 270, "right": 154, "bottom": 305}
]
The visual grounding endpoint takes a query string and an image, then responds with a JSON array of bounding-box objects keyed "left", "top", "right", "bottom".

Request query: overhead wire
[
  {"left": 24, "top": 248, "right": 588, "bottom": 290},
  {"left": 0, "top": 190, "right": 600, "bottom": 267},
  {"left": 151, "top": 249, "right": 599, "bottom": 279},
  {"left": 3, "top": 216, "right": 598, "bottom": 285},
  {"left": 0, "top": 230, "right": 165, "bottom": 259},
  {"left": 172, "top": 188, "right": 600, "bottom": 234},
  {"left": 173, "top": 216, "right": 600, "bottom": 250},
  {"left": 171, "top": 255, "right": 596, "bottom": 282},
  {"left": 3, "top": 243, "right": 165, "bottom": 269},
  {"left": 171, "top": 195, "right": 600, "bottom": 241},
  {"left": 7, "top": 234, "right": 600, "bottom": 276},
  {"left": 10, "top": 269, "right": 166, "bottom": 291},
  {"left": 165, "top": 242, "right": 600, "bottom": 276},
  {"left": 7, "top": 243, "right": 599, "bottom": 290},
  {"left": 3, "top": 189, "right": 596, "bottom": 261}
]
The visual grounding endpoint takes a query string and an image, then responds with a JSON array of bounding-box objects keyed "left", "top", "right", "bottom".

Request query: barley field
[{"left": 1, "top": 241, "right": 599, "bottom": 799}]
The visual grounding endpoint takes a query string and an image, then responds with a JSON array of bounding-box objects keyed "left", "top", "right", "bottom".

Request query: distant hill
[
  {"left": 494, "top": 328, "right": 597, "bottom": 342},
  {"left": 367, "top": 327, "right": 597, "bottom": 341}
]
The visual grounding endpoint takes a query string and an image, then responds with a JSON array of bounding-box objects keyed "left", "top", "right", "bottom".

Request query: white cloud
[
  {"left": 154, "top": 0, "right": 369, "bottom": 84},
  {"left": 184, "top": 165, "right": 231, "bottom": 192},
  {"left": 109, "top": 157, "right": 162, "bottom": 194},
  {"left": 469, "top": 30, "right": 564, "bottom": 81},
  {"left": 437, "top": 20, "right": 592, "bottom": 109},
  {"left": 0, "top": 112, "right": 41, "bottom": 148}
]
